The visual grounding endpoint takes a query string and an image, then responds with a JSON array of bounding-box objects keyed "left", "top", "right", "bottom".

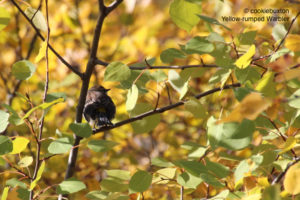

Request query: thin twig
[
  {"left": 10, "top": 0, "right": 83, "bottom": 78},
  {"left": 29, "top": 1, "right": 50, "bottom": 198},
  {"left": 93, "top": 83, "right": 241, "bottom": 133},
  {"left": 2, "top": 156, "right": 30, "bottom": 178},
  {"left": 94, "top": 58, "right": 218, "bottom": 70},
  {"left": 272, "top": 156, "right": 300, "bottom": 184},
  {"left": 264, "top": 116, "right": 297, "bottom": 158},
  {"left": 165, "top": 82, "right": 173, "bottom": 105}
]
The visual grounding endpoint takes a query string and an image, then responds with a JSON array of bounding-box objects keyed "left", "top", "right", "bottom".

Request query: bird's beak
[{"left": 105, "top": 89, "right": 110, "bottom": 92}]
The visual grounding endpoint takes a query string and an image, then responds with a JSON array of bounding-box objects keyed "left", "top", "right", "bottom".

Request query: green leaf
[
  {"left": 235, "top": 67, "right": 261, "bottom": 84},
  {"left": 106, "top": 169, "right": 131, "bottom": 181},
  {"left": 185, "top": 97, "right": 207, "bottom": 118},
  {"left": 6, "top": 178, "right": 27, "bottom": 189},
  {"left": 234, "top": 160, "right": 249, "bottom": 183},
  {"left": 48, "top": 137, "right": 73, "bottom": 154},
  {"left": 185, "top": 36, "right": 214, "bottom": 54},
  {"left": 168, "top": 70, "right": 190, "bottom": 99},
  {"left": 12, "top": 60, "right": 36, "bottom": 80},
  {"left": 205, "top": 159, "right": 230, "bottom": 178},
  {"left": 24, "top": 7, "right": 47, "bottom": 31},
  {"left": 18, "top": 156, "right": 33, "bottom": 168},
  {"left": 126, "top": 84, "right": 139, "bottom": 111},
  {"left": 208, "top": 68, "right": 231, "bottom": 87},
  {"left": 129, "top": 170, "right": 152, "bottom": 193},
  {"left": 152, "top": 168, "right": 177, "bottom": 184},
  {"left": 151, "top": 70, "right": 167, "bottom": 82},
  {"left": 288, "top": 89, "right": 300, "bottom": 109},
  {"left": 272, "top": 24, "right": 287, "bottom": 42},
  {"left": 130, "top": 103, "right": 160, "bottom": 134},
  {"left": 234, "top": 87, "right": 252, "bottom": 101},
  {"left": 2, "top": 104, "right": 23, "bottom": 126},
  {"left": 1, "top": 186, "right": 9, "bottom": 200},
  {"left": 268, "top": 48, "right": 290, "bottom": 63},
  {"left": 57, "top": 177, "right": 86, "bottom": 194},
  {"left": 151, "top": 157, "right": 174, "bottom": 167},
  {"left": 200, "top": 173, "right": 224, "bottom": 187},
  {"left": 236, "top": 31, "right": 257, "bottom": 45},
  {"left": 87, "top": 140, "right": 118, "bottom": 152},
  {"left": 22, "top": 98, "right": 64, "bottom": 119},
  {"left": 188, "top": 147, "right": 207, "bottom": 158},
  {"left": 30, "top": 161, "right": 45, "bottom": 190},
  {"left": 207, "top": 117, "right": 255, "bottom": 150},
  {"left": 104, "top": 62, "right": 131, "bottom": 82},
  {"left": 46, "top": 92, "right": 67, "bottom": 102},
  {"left": 101, "top": 178, "right": 128, "bottom": 192},
  {"left": 169, "top": 0, "right": 201, "bottom": 32},
  {"left": 0, "top": 136, "right": 13, "bottom": 155},
  {"left": 69, "top": 122, "right": 92, "bottom": 138},
  {"left": 197, "top": 15, "right": 230, "bottom": 30},
  {"left": 86, "top": 190, "right": 108, "bottom": 200},
  {"left": 0, "top": 7, "right": 10, "bottom": 31},
  {"left": 160, "top": 48, "right": 186, "bottom": 63},
  {"left": 177, "top": 172, "right": 203, "bottom": 189},
  {"left": 180, "top": 67, "right": 205, "bottom": 80},
  {"left": 262, "top": 185, "right": 281, "bottom": 200},
  {"left": 0, "top": 110, "right": 9, "bottom": 133},
  {"left": 10, "top": 137, "right": 29, "bottom": 154},
  {"left": 16, "top": 188, "right": 30, "bottom": 200},
  {"left": 255, "top": 71, "right": 276, "bottom": 97},
  {"left": 174, "top": 160, "right": 208, "bottom": 176},
  {"left": 209, "top": 190, "right": 230, "bottom": 200}
]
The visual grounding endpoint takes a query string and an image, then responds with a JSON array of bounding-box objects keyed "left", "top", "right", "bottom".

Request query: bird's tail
[{"left": 96, "top": 112, "right": 113, "bottom": 127}]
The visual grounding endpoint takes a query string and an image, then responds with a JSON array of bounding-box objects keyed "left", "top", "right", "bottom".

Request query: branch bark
[
  {"left": 60, "top": 1, "right": 123, "bottom": 196},
  {"left": 93, "top": 83, "right": 241, "bottom": 134}
]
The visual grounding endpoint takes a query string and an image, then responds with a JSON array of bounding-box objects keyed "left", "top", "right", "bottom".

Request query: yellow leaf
[
  {"left": 285, "top": 34, "right": 300, "bottom": 52},
  {"left": 257, "top": 177, "right": 269, "bottom": 187},
  {"left": 235, "top": 45, "right": 256, "bottom": 69},
  {"left": 284, "top": 163, "right": 300, "bottom": 195},
  {"left": 10, "top": 137, "right": 29, "bottom": 154},
  {"left": 275, "top": 67, "right": 300, "bottom": 82},
  {"left": 255, "top": 71, "right": 276, "bottom": 97},
  {"left": 30, "top": 161, "right": 45, "bottom": 190},
  {"left": 279, "top": 137, "right": 296, "bottom": 155},
  {"left": 35, "top": 41, "right": 47, "bottom": 63},
  {"left": 1, "top": 186, "right": 9, "bottom": 200},
  {"left": 220, "top": 93, "right": 272, "bottom": 123}
]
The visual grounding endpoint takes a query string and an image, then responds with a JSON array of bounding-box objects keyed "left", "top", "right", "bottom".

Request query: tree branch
[
  {"left": 61, "top": 0, "right": 123, "bottom": 189},
  {"left": 93, "top": 83, "right": 241, "bottom": 134},
  {"left": 94, "top": 58, "right": 218, "bottom": 70},
  {"left": 10, "top": 0, "right": 83, "bottom": 78}
]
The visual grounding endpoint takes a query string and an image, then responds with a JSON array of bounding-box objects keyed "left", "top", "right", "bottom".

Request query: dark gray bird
[{"left": 83, "top": 85, "right": 116, "bottom": 128}]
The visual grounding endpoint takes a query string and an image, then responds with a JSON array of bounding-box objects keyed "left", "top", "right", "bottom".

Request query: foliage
[{"left": 0, "top": 0, "right": 300, "bottom": 200}]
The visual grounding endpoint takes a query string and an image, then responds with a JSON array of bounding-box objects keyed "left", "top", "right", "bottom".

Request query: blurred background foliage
[{"left": 1, "top": 0, "right": 300, "bottom": 199}]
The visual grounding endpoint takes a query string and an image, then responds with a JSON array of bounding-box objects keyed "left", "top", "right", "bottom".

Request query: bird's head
[{"left": 89, "top": 85, "right": 110, "bottom": 93}]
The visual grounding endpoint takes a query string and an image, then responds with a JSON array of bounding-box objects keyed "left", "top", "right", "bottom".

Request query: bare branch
[
  {"left": 94, "top": 58, "right": 218, "bottom": 70},
  {"left": 93, "top": 83, "right": 241, "bottom": 134},
  {"left": 10, "top": 0, "right": 83, "bottom": 78}
]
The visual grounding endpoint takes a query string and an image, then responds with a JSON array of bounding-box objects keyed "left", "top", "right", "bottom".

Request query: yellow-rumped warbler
[{"left": 83, "top": 85, "right": 116, "bottom": 128}]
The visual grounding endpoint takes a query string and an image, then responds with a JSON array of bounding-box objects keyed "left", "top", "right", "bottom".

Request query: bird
[{"left": 83, "top": 85, "right": 116, "bottom": 128}]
